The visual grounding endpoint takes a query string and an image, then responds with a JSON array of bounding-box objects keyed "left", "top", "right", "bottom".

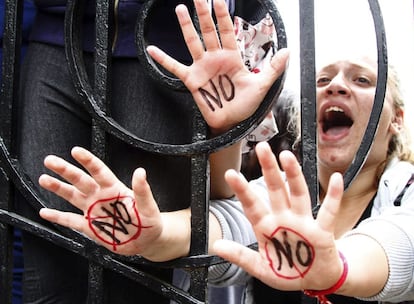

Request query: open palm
[
  {"left": 38, "top": 146, "right": 164, "bottom": 257},
  {"left": 214, "top": 142, "right": 345, "bottom": 291},
  {"left": 147, "top": 0, "right": 289, "bottom": 133}
]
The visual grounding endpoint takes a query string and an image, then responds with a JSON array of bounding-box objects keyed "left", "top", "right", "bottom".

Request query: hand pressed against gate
[
  {"left": 29, "top": 0, "right": 414, "bottom": 302},
  {"left": 38, "top": 0, "right": 287, "bottom": 258},
  {"left": 214, "top": 142, "right": 345, "bottom": 292},
  {"left": 147, "top": 0, "right": 288, "bottom": 134},
  {"left": 39, "top": 147, "right": 165, "bottom": 257}
]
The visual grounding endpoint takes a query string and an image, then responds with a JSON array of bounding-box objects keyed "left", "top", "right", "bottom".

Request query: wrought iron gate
[{"left": 0, "top": 0, "right": 387, "bottom": 303}]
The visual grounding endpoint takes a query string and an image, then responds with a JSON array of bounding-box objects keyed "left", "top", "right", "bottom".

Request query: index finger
[
  {"left": 225, "top": 169, "right": 270, "bottom": 227},
  {"left": 176, "top": 3, "right": 206, "bottom": 60}
]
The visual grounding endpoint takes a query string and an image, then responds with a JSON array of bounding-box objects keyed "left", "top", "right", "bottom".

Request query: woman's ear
[{"left": 390, "top": 109, "right": 404, "bottom": 135}]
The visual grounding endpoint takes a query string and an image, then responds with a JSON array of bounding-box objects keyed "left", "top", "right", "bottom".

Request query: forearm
[
  {"left": 141, "top": 209, "right": 191, "bottom": 262},
  {"left": 209, "top": 198, "right": 257, "bottom": 285},
  {"left": 142, "top": 208, "right": 223, "bottom": 261},
  {"left": 335, "top": 234, "right": 388, "bottom": 298},
  {"left": 150, "top": 143, "right": 242, "bottom": 259},
  {"left": 209, "top": 141, "right": 242, "bottom": 199},
  {"left": 335, "top": 213, "right": 414, "bottom": 302}
]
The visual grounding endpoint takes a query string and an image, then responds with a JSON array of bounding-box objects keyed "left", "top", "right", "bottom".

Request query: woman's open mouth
[{"left": 321, "top": 106, "right": 354, "bottom": 138}]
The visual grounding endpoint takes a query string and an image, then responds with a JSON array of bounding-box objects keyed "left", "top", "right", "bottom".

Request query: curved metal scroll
[
  {"left": 64, "top": 0, "right": 287, "bottom": 156},
  {"left": 0, "top": 137, "right": 223, "bottom": 304},
  {"left": 342, "top": 0, "right": 388, "bottom": 190}
]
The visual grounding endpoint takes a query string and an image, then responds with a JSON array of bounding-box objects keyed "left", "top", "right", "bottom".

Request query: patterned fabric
[{"left": 232, "top": 14, "right": 280, "bottom": 153}]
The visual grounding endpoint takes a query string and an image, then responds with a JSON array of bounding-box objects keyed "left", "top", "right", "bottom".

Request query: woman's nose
[{"left": 325, "top": 75, "right": 349, "bottom": 96}]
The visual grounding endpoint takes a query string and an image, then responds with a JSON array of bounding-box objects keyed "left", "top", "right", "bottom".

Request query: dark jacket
[
  {"left": 31, "top": 0, "right": 193, "bottom": 59},
  {"left": 0, "top": 0, "right": 36, "bottom": 53}
]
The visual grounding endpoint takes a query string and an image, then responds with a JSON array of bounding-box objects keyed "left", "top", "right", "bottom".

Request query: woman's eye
[
  {"left": 355, "top": 76, "right": 371, "bottom": 84},
  {"left": 317, "top": 77, "right": 330, "bottom": 85}
]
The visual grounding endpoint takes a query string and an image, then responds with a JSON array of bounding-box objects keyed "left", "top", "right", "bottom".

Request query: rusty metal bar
[
  {"left": 342, "top": 0, "right": 388, "bottom": 189},
  {"left": 299, "top": 0, "right": 318, "bottom": 209},
  {"left": 0, "top": 0, "right": 23, "bottom": 303}
]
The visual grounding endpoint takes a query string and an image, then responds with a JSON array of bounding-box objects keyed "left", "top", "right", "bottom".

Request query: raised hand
[
  {"left": 213, "top": 142, "right": 345, "bottom": 291},
  {"left": 147, "top": 0, "right": 289, "bottom": 134},
  {"left": 38, "top": 147, "right": 189, "bottom": 261}
]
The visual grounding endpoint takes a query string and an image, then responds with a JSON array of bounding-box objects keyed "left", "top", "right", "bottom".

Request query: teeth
[{"left": 325, "top": 106, "right": 344, "bottom": 113}]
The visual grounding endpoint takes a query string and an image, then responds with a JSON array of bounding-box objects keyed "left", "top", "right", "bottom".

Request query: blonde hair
[
  {"left": 282, "top": 65, "right": 414, "bottom": 170},
  {"left": 386, "top": 65, "right": 414, "bottom": 164}
]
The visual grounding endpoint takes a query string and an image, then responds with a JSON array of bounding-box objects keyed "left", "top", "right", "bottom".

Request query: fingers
[
  {"left": 193, "top": 0, "right": 221, "bottom": 52},
  {"left": 316, "top": 173, "right": 343, "bottom": 232},
  {"left": 225, "top": 169, "right": 269, "bottom": 227},
  {"left": 42, "top": 154, "right": 98, "bottom": 196},
  {"left": 146, "top": 45, "right": 188, "bottom": 82},
  {"left": 40, "top": 146, "right": 125, "bottom": 210},
  {"left": 148, "top": 0, "right": 237, "bottom": 78},
  {"left": 279, "top": 150, "right": 312, "bottom": 216},
  {"left": 70, "top": 147, "right": 118, "bottom": 189},
  {"left": 261, "top": 48, "right": 290, "bottom": 87},
  {"left": 186, "top": 0, "right": 237, "bottom": 54},
  {"left": 175, "top": 3, "right": 206, "bottom": 60},
  {"left": 213, "top": 239, "right": 268, "bottom": 281},
  {"left": 255, "top": 142, "right": 290, "bottom": 213},
  {"left": 255, "top": 142, "right": 311, "bottom": 216},
  {"left": 39, "top": 174, "right": 88, "bottom": 211},
  {"left": 212, "top": 0, "right": 238, "bottom": 50}
]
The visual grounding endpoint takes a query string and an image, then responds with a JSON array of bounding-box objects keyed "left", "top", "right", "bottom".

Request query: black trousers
[{"left": 16, "top": 41, "right": 195, "bottom": 304}]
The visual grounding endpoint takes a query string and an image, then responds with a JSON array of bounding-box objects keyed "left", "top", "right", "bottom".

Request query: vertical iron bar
[
  {"left": 299, "top": 0, "right": 318, "bottom": 207},
  {"left": 342, "top": 0, "right": 387, "bottom": 189},
  {"left": 87, "top": 0, "right": 113, "bottom": 302},
  {"left": 87, "top": 263, "right": 105, "bottom": 304},
  {"left": 299, "top": 0, "right": 318, "bottom": 303},
  {"left": 1, "top": 0, "right": 22, "bottom": 146},
  {"left": 0, "top": 0, "right": 23, "bottom": 303},
  {"left": 93, "top": 0, "right": 111, "bottom": 159},
  {"left": 189, "top": 107, "right": 209, "bottom": 302}
]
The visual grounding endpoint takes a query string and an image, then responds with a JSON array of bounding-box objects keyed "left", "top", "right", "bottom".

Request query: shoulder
[
  {"left": 381, "top": 158, "right": 414, "bottom": 182},
  {"left": 374, "top": 159, "right": 414, "bottom": 210}
]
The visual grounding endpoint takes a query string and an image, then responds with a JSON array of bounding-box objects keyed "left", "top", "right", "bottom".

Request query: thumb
[
  {"left": 316, "top": 172, "right": 343, "bottom": 232},
  {"left": 263, "top": 48, "right": 290, "bottom": 84},
  {"left": 213, "top": 239, "right": 265, "bottom": 277},
  {"left": 131, "top": 168, "right": 160, "bottom": 217}
]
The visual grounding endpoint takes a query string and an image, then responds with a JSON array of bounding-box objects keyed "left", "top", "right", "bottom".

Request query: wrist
[
  {"left": 334, "top": 234, "right": 389, "bottom": 297},
  {"left": 304, "top": 251, "right": 348, "bottom": 304},
  {"left": 143, "top": 210, "right": 191, "bottom": 262}
]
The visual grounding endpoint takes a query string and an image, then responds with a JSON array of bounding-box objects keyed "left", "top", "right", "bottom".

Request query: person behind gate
[
  {"left": 37, "top": 0, "right": 414, "bottom": 303},
  {"left": 15, "top": 0, "right": 243, "bottom": 303}
]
